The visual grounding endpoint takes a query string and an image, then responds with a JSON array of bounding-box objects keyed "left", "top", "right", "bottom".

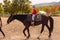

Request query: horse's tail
[{"left": 48, "top": 16, "right": 54, "bottom": 33}]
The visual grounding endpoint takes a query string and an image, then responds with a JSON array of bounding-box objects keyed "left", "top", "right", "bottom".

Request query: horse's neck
[{"left": 14, "top": 15, "right": 27, "bottom": 22}]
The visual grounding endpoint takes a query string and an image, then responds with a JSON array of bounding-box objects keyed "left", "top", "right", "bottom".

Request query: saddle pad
[
  {"left": 27, "top": 14, "right": 42, "bottom": 21},
  {"left": 35, "top": 14, "right": 41, "bottom": 21}
]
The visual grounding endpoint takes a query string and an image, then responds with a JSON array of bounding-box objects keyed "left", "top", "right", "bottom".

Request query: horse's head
[{"left": 7, "top": 14, "right": 14, "bottom": 24}]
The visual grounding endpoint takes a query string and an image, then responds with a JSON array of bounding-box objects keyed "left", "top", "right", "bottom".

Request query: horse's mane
[
  {"left": 13, "top": 14, "right": 28, "bottom": 17},
  {"left": 13, "top": 14, "right": 28, "bottom": 16},
  {"left": 12, "top": 14, "right": 29, "bottom": 20}
]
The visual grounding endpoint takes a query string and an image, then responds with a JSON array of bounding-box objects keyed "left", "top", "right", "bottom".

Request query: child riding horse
[{"left": 7, "top": 14, "right": 54, "bottom": 39}]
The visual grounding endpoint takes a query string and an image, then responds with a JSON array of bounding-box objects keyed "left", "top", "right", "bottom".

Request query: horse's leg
[
  {"left": 46, "top": 24, "right": 51, "bottom": 38},
  {"left": 37, "top": 24, "right": 45, "bottom": 39},
  {"left": 26, "top": 27, "right": 30, "bottom": 39},
  {"left": 0, "top": 28, "right": 5, "bottom": 37},
  {"left": 23, "top": 26, "right": 30, "bottom": 39},
  {"left": 23, "top": 27, "right": 27, "bottom": 36},
  {"left": 40, "top": 24, "right": 45, "bottom": 33}
]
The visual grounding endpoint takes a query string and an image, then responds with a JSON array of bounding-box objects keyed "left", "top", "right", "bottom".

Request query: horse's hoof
[
  {"left": 25, "top": 35, "right": 26, "bottom": 36},
  {"left": 24, "top": 37, "right": 29, "bottom": 40},
  {"left": 26, "top": 37, "right": 29, "bottom": 39},
  {"left": 26, "top": 35, "right": 30, "bottom": 39},
  {"left": 48, "top": 35, "right": 51, "bottom": 38},
  {"left": 37, "top": 37, "right": 40, "bottom": 40},
  {"left": 24, "top": 34, "right": 26, "bottom": 36}
]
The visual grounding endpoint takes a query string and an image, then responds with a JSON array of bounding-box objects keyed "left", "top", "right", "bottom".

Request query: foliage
[
  {"left": 0, "top": 0, "right": 60, "bottom": 16},
  {"left": 0, "top": 3, "right": 4, "bottom": 16},
  {"left": 3, "top": 0, "right": 31, "bottom": 14},
  {"left": 36, "top": 6, "right": 60, "bottom": 16}
]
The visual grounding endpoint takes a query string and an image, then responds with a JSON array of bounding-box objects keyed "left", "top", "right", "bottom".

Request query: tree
[
  {"left": 8, "top": 0, "right": 31, "bottom": 14},
  {"left": 0, "top": 3, "right": 4, "bottom": 16},
  {"left": 3, "top": 0, "right": 11, "bottom": 14}
]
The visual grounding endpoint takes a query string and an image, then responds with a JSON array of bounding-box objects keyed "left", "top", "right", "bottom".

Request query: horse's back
[{"left": 13, "top": 14, "right": 48, "bottom": 21}]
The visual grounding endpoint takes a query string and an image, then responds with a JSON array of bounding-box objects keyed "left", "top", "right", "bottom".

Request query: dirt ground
[{"left": 0, "top": 17, "right": 60, "bottom": 40}]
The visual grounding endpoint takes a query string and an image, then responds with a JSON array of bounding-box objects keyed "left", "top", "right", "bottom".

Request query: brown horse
[{"left": 7, "top": 14, "right": 54, "bottom": 39}]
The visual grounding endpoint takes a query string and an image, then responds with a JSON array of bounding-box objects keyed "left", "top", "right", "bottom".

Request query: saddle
[{"left": 27, "top": 14, "right": 41, "bottom": 21}]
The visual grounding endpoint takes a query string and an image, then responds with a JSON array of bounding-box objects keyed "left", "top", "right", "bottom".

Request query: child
[{"left": 32, "top": 6, "right": 37, "bottom": 25}]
